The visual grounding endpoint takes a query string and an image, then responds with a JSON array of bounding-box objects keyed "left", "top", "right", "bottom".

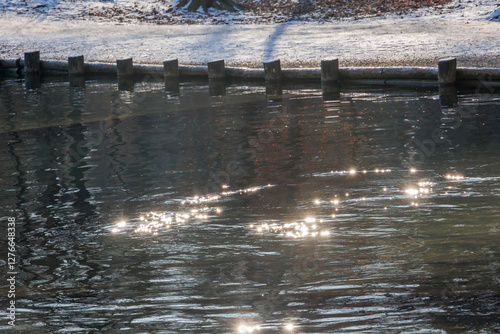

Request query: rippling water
[{"left": 0, "top": 77, "right": 499, "bottom": 333}]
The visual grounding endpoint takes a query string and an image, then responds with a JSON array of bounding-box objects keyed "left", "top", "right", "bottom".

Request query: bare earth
[{"left": 0, "top": 6, "right": 499, "bottom": 68}]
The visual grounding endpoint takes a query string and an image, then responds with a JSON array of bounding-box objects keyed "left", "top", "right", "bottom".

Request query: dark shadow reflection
[
  {"left": 25, "top": 73, "right": 41, "bottom": 90},
  {"left": 209, "top": 79, "right": 226, "bottom": 96}
]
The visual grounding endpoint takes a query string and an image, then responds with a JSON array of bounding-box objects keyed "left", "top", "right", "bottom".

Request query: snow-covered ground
[
  {"left": 0, "top": 0, "right": 498, "bottom": 67},
  {"left": 0, "top": 0, "right": 499, "bottom": 24}
]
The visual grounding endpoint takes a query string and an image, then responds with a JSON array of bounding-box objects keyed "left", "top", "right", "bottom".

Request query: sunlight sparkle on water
[
  {"left": 110, "top": 185, "right": 271, "bottom": 235},
  {"left": 446, "top": 174, "right": 464, "bottom": 180},
  {"left": 238, "top": 324, "right": 261, "bottom": 333},
  {"left": 181, "top": 185, "right": 272, "bottom": 205},
  {"left": 252, "top": 217, "right": 330, "bottom": 239},
  {"left": 406, "top": 188, "right": 419, "bottom": 196},
  {"left": 405, "top": 180, "right": 433, "bottom": 198}
]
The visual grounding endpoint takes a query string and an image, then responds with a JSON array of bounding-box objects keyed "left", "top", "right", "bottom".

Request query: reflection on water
[
  {"left": 0, "top": 77, "right": 499, "bottom": 333},
  {"left": 116, "top": 185, "right": 272, "bottom": 235}
]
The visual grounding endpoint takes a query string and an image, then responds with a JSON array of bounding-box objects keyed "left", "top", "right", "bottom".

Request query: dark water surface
[{"left": 0, "top": 77, "right": 499, "bottom": 333}]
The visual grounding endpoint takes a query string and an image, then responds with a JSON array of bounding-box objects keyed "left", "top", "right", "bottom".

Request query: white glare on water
[
  {"left": 238, "top": 324, "right": 261, "bottom": 333},
  {"left": 446, "top": 174, "right": 464, "bottom": 180},
  {"left": 110, "top": 185, "right": 273, "bottom": 235},
  {"left": 252, "top": 217, "right": 330, "bottom": 239},
  {"left": 405, "top": 188, "right": 419, "bottom": 196},
  {"left": 112, "top": 170, "right": 469, "bottom": 237}
]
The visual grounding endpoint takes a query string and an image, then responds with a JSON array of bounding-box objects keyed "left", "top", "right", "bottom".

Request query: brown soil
[
  {"left": 80, "top": 0, "right": 455, "bottom": 24},
  {"left": 238, "top": 0, "right": 454, "bottom": 22}
]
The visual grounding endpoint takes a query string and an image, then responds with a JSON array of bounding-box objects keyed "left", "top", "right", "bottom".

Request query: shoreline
[
  {"left": 3, "top": 57, "right": 500, "bottom": 85},
  {"left": 0, "top": 8, "right": 499, "bottom": 69}
]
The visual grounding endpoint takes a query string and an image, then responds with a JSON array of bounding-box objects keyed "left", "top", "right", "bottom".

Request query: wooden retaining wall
[{"left": 1, "top": 53, "right": 500, "bottom": 85}]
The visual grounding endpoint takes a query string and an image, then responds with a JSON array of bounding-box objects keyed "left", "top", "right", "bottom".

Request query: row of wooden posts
[
  {"left": 14, "top": 51, "right": 470, "bottom": 106},
  {"left": 14, "top": 51, "right": 461, "bottom": 85}
]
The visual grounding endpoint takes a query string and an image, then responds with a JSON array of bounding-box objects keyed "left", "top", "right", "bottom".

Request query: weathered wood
[
  {"left": 209, "top": 79, "right": 226, "bottom": 96},
  {"left": 226, "top": 66, "right": 264, "bottom": 79},
  {"left": 83, "top": 62, "right": 117, "bottom": 74},
  {"left": 165, "top": 78, "right": 180, "bottom": 94},
  {"left": 340, "top": 67, "right": 437, "bottom": 80},
  {"left": 133, "top": 64, "right": 163, "bottom": 77},
  {"left": 40, "top": 60, "right": 68, "bottom": 72},
  {"left": 118, "top": 77, "right": 134, "bottom": 91},
  {"left": 0, "top": 58, "right": 21, "bottom": 68},
  {"left": 439, "top": 85, "right": 458, "bottom": 107},
  {"left": 321, "top": 59, "right": 340, "bottom": 83},
  {"left": 2, "top": 55, "right": 500, "bottom": 84},
  {"left": 178, "top": 65, "right": 208, "bottom": 78},
  {"left": 116, "top": 58, "right": 133, "bottom": 77},
  {"left": 264, "top": 59, "right": 282, "bottom": 82},
  {"left": 163, "top": 59, "right": 179, "bottom": 78},
  {"left": 457, "top": 67, "right": 500, "bottom": 81},
  {"left": 208, "top": 59, "right": 225, "bottom": 80},
  {"left": 24, "top": 51, "right": 40, "bottom": 74},
  {"left": 25, "top": 73, "right": 41, "bottom": 89},
  {"left": 69, "top": 75, "right": 86, "bottom": 88},
  {"left": 266, "top": 82, "right": 282, "bottom": 97},
  {"left": 68, "top": 55, "right": 85, "bottom": 75},
  {"left": 438, "top": 58, "right": 457, "bottom": 85},
  {"left": 322, "top": 84, "right": 341, "bottom": 101}
]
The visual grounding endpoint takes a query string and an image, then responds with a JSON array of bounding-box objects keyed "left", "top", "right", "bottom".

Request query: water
[{"left": 0, "top": 77, "right": 499, "bottom": 333}]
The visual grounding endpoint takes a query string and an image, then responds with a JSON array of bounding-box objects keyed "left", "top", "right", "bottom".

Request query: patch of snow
[{"left": 0, "top": 0, "right": 498, "bottom": 68}]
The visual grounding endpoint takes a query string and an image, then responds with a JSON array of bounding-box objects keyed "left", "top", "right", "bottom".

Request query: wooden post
[
  {"left": 321, "top": 59, "right": 339, "bottom": 84},
  {"left": 25, "top": 73, "right": 41, "bottom": 90},
  {"left": 264, "top": 59, "right": 282, "bottom": 82},
  {"left": 322, "top": 85, "right": 341, "bottom": 101},
  {"left": 68, "top": 55, "right": 85, "bottom": 75},
  {"left": 209, "top": 80, "right": 226, "bottom": 96},
  {"left": 118, "top": 77, "right": 134, "bottom": 91},
  {"left": 165, "top": 79, "right": 180, "bottom": 94},
  {"left": 69, "top": 75, "right": 86, "bottom": 88},
  {"left": 438, "top": 58, "right": 457, "bottom": 85},
  {"left": 24, "top": 51, "right": 40, "bottom": 74},
  {"left": 266, "top": 83, "right": 282, "bottom": 97},
  {"left": 116, "top": 58, "right": 133, "bottom": 77},
  {"left": 208, "top": 59, "right": 225, "bottom": 80},
  {"left": 439, "top": 86, "right": 458, "bottom": 107},
  {"left": 163, "top": 59, "right": 179, "bottom": 79}
]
